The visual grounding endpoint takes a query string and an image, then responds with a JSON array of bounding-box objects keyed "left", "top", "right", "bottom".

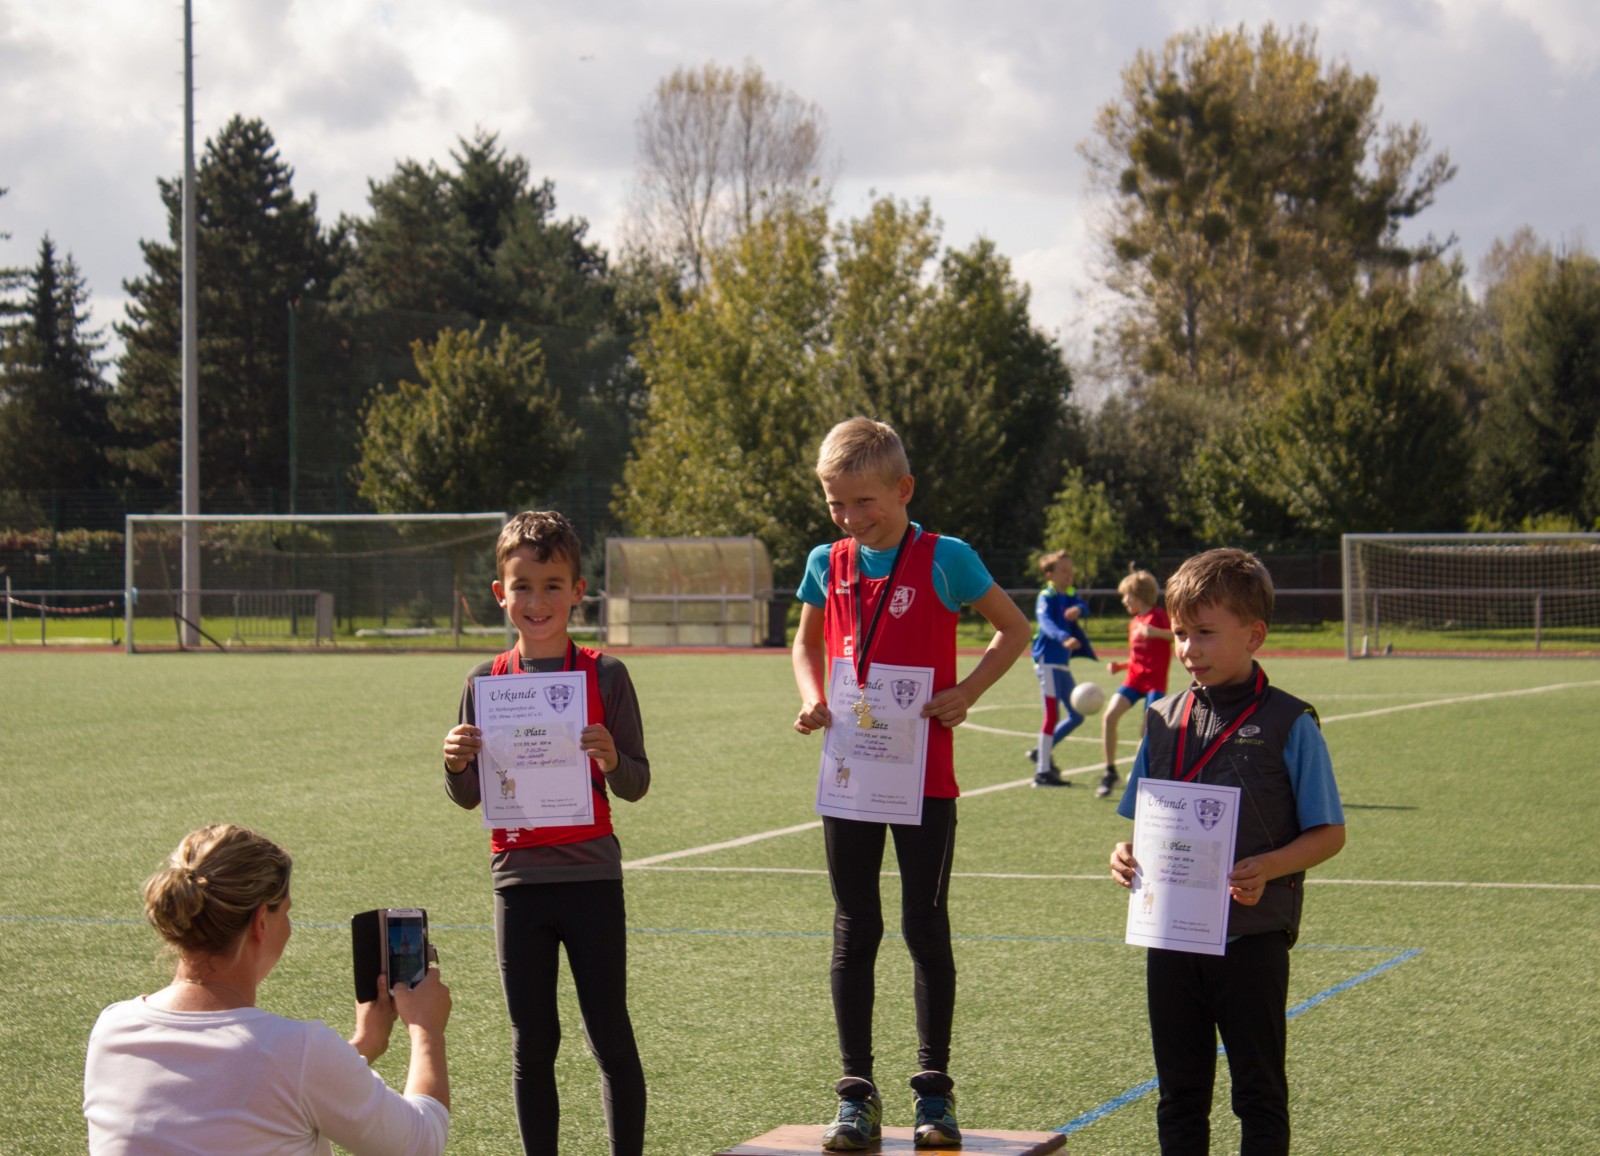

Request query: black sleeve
[
  {"left": 442, "top": 663, "right": 492, "bottom": 810},
  {"left": 598, "top": 655, "right": 650, "bottom": 802}
]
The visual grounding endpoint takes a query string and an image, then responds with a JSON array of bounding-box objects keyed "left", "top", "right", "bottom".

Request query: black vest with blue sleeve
[{"left": 1141, "top": 664, "right": 1319, "bottom": 945}]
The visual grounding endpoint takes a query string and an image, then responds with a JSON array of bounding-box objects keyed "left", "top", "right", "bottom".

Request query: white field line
[
  {"left": 630, "top": 865, "right": 1600, "bottom": 891},
  {"left": 624, "top": 679, "right": 1600, "bottom": 871}
]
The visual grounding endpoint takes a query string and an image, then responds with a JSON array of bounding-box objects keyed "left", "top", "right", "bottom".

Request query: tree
[
  {"left": 0, "top": 186, "right": 25, "bottom": 334},
  {"left": 1038, "top": 466, "right": 1126, "bottom": 585},
  {"left": 1082, "top": 24, "right": 1454, "bottom": 404},
  {"left": 1175, "top": 276, "right": 1471, "bottom": 541},
  {"left": 830, "top": 200, "right": 1074, "bottom": 566},
  {"left": 112, "top": 116, "right": 341, "bottom": 496},
  {"left": 336, "top": 130, "right": 612, "bottom": 330},
  {"left": 0, "top": 236, "right": 114, "bottom": 490},
  {"left": 1270, "top": 282, "right": 1470, "bottom": 535},
  {"left": 617, "top": 208, "right": 836, "bottom": 577},
  {"left": 356, "top": 323, "right": 575, "bottom": 515},
  {"left": 618, "top": 199, "right": 1074, "bottom": 581},
  {"left": 1473, "top": 244, "right": 1600, "bottom": 528},
  {"left": 356, "top": 323, "right": 577, "bottom": 636},
  {"left": 627, "top": 61, "right": 831, "bottom": 288}
]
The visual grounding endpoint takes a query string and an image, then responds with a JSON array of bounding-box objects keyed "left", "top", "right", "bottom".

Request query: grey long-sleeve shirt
[{"left": 445, "top": 650, "right": 650, "bottom": 888}]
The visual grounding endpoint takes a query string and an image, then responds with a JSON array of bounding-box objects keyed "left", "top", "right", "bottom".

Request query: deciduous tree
[
  {"left": 627, "top": 61, "right": 830, "bottom": 288},
  {"left": 356, "top": 323, "right": 574, "bottom": 515},
  {"left": 1082, "top": 24, "right": 1454, "bottom": 404},
  {"left": 618, "top": 199, "right": 1074, "bottom": 580},
  {"left": 1473, "top": 243, "right": 1600, "bottom": 528}
]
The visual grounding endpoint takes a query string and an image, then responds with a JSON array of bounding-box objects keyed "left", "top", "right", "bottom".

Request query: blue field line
[{"left": 1053, "top": 946, "right": 1423, "bottom": 1137}]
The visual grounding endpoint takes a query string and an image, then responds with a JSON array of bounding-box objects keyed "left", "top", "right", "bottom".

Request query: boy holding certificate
[
  {"left": 1109, "top": 548, "right": 1345, "bottom": 1156},
  {"left": 792, "top": 417, "right": 1030, "bottom": 1150},
  {"left": 441, "top": 511, "right": 650, "bottom": 1156}
]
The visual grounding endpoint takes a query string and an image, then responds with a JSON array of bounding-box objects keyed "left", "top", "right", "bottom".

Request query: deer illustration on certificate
[
  {"left": 474, "top": 670, "right": 592, "bottom": 828},
  {"left": 815, "top": 658, "right": 932, "bottom": 825}
]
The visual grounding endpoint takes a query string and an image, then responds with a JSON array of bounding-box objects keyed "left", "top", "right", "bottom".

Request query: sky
[{"left": 3, "top": 0, "right": 1598, "bottom": 377}]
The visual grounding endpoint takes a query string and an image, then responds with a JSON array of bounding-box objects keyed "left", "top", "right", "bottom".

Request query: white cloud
[{"left": 2, "top": 0, "right": 1598, "bottom": 368}]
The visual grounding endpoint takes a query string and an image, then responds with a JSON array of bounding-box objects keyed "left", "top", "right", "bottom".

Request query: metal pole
[{"left": 180, "top": 0, "right": 201, "bottom": 647}]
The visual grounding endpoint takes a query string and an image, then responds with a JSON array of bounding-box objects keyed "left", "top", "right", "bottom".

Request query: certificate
[
  {"left": 1125, "top": 777, "right": 1242, "bottom": 955},
  {"left": 815, "top": 658, "right": 932, "bottom": 824},
  {"left": 474, "top": 671, "right": 592, "bottom": 829}
]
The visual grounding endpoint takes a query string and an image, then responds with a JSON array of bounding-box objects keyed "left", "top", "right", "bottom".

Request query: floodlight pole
[{"left": 180, "top": 0, "right": 200, "bottom": 646}]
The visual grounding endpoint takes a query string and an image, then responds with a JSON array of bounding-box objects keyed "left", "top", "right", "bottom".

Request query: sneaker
[
  {"left": 1095, "top": 767, "right": 1119, "bottom": 798},
  {"left": 909, "top": 1073, "right": 961, "bottom": 1148},
  {"left": 1032, "top": 765, "right": 1071, "bottom": 787},
  {"left": 1023, "top": 745, "right": 1040, "bottom": 763},
  {"left": 822, "top": 1078, "right": 882, "bottom": 1151}
]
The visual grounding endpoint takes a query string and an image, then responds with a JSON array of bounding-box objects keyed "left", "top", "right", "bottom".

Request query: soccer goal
[
  {"left": 124, "top": 513, "right": 511, "bottom": 652},
  {"left": 1342, "top": 532, "right": 1600, "bottom": 657}
]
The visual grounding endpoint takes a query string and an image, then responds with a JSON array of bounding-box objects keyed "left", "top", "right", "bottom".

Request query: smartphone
[{"left": 381, "top": 908, "right": 430, "bottom": 990}]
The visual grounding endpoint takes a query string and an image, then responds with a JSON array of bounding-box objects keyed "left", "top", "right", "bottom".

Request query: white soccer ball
[{"left": 1070, "top": 681, "right": 1107, "bottom": 716}]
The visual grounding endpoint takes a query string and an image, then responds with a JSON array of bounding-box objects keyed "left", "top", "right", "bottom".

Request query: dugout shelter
[{"left": 603, "top": 536, "right": 776, "bottom": 647}]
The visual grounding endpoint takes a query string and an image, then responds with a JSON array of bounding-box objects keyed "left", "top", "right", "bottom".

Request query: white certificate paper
[
  {"left": 474, "top": 671, "right": 592, "bottom": 829},
  {"left": 815, "top": 658, "right": 932, "bottom": 824},
  {"left": 1125, "top": 777, "right": 1242, "bottom": 955}
]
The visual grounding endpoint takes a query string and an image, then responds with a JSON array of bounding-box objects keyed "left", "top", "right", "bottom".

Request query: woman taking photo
[{"left": 84, "top": 824, "right": 452, "bottom": 1155}]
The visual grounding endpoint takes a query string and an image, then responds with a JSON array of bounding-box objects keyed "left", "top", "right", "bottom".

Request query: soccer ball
[{"left": 1070, "top": 681, "right": 1107, "bottom": 716}]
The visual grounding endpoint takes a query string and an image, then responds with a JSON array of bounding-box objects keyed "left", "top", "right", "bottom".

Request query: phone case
[{"left": 351, "top": 909, "right": 383, "bottom": 1003}]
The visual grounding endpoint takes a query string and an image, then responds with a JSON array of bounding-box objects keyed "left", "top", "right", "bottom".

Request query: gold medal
[{"left": 852, "top": 693, "right": 875, "bottom": 729}]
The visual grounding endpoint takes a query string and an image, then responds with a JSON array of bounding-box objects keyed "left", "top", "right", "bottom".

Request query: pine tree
[
  {"left": 0, "top": 236, "right": 114, "bottom": 490},
  {"left": 111, "top": 116, "right": 341, "bottom": 497}
]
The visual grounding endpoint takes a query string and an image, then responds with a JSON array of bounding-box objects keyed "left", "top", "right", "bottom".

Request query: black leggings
[
  {"left": 1147, "top": 932, "right": 1291, "bottom": 1156},
  {"left": 823, "top": 797, "right": 958, "bottom": 1082},
  {"left": 494, "top": 879, "right": 645, "bottom": 1156}
]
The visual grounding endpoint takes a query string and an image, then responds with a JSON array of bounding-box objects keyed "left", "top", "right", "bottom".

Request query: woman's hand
[{"left": 349, "top": 973, "right": 399, "bottom": 1063}]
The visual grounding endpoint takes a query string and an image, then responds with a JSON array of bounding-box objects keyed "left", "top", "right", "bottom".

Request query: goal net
[
  {"left": 124, "top": 513, "right": 510, "bottom": 652},
  {"left": 1342, "top": 533, "right": 1600, "bottom": 657}
]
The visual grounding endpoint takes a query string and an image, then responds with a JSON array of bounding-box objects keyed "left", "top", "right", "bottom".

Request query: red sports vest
[
  {"left": 1126, "top": 606, "right": 1173, "bottom": 694},
  {"left": 485, "top": 645, "right": 613, "bottom": 852},
  {"left": 823, "top": 530, "right": 959, "bottom": 798}
]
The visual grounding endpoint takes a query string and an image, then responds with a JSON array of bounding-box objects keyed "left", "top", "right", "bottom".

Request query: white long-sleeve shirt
[{"left": 84, "top": 998, "right": 448, "bottom": 1156}]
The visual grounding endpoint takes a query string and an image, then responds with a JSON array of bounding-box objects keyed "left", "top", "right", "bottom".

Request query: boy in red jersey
[
  {"left": 1098, "top": 569, "right": 1174, "bottom": 798},
  {"left": 441, "top": 511, "right": 649, "bottom": 1156},
  {"left": 792, "top": 417, "right": 1030, "bottom": 1150}
]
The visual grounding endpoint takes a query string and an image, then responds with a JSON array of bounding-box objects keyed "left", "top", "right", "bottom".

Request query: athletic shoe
[
  {"left": 909, "top": 1072, "right": 961, "bottom": 1148},
  {"left": 1023, "top": 745, "right": 1040, "bottom": 763},
  {"left": 822, "top": 1078, "right": 882, "bottom": 1151},
  {"left": 1032, "top": 766, "right": 1071, "bottom": 788},
  {"left": 1096, "top": 767, "right": 1119, "bottom": 798}
]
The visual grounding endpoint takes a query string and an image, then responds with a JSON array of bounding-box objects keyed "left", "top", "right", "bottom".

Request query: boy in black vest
[{"left": 1109, "top": 548, "right": 1345, "bottom": 1155}]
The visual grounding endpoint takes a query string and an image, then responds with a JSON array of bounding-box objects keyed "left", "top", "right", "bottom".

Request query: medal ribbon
[
  {"left": 850, "top": 522, "right": 916, "bottom": 691},
  {"left": 1174, "top": 666, "right": 1266, "bottom": 783}
]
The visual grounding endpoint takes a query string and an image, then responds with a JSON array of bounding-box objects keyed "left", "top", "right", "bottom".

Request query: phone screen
[{"left": 384, "top": 911, "right": 428, "bottom": 989}]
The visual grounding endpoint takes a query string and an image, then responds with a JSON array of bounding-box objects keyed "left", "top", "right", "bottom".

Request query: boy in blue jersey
[
  {"left": 1109, "top": 548, "right": 1345, "bottom": 1155},
  {"left": 1027, "top": 551, "right": 1096, "bottom": 786}
]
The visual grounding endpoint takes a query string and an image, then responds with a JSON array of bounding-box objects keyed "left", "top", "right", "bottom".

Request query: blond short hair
[
  {"left": 496, "top": 510, "right": 582, "bottom": 581},
  {"left": 143, "top": 825, "right": 292, "bottom": 957},
  {"left": 1118, "top": 569, "right": 1160, "bottom": 606},
  {"left": 815, "top": 417, "right": 910, "bottom": 485},
  {"left": 1165, "top": 548, "right": 1273, "bottom": 627},
  {"left": 1038, "top": 550, "right": 1071, "bottom": 576}
]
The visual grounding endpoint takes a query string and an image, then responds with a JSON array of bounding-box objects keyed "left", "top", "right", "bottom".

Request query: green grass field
[{"left": 4, "top": 648, "right": 1598, "bottom": 1154}]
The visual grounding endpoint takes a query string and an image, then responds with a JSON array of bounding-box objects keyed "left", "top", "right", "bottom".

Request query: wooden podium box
[{"left": 715, "top": 1124, "right": 1067, "bottom": 1154}]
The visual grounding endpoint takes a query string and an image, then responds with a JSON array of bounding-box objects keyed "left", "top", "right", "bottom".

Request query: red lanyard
[
  {"left": 850, "top": 523, "right": 915, "bottom": 688},
  {"left": 1174, "top": 667, "right": 1265, "bottom": 783}
]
